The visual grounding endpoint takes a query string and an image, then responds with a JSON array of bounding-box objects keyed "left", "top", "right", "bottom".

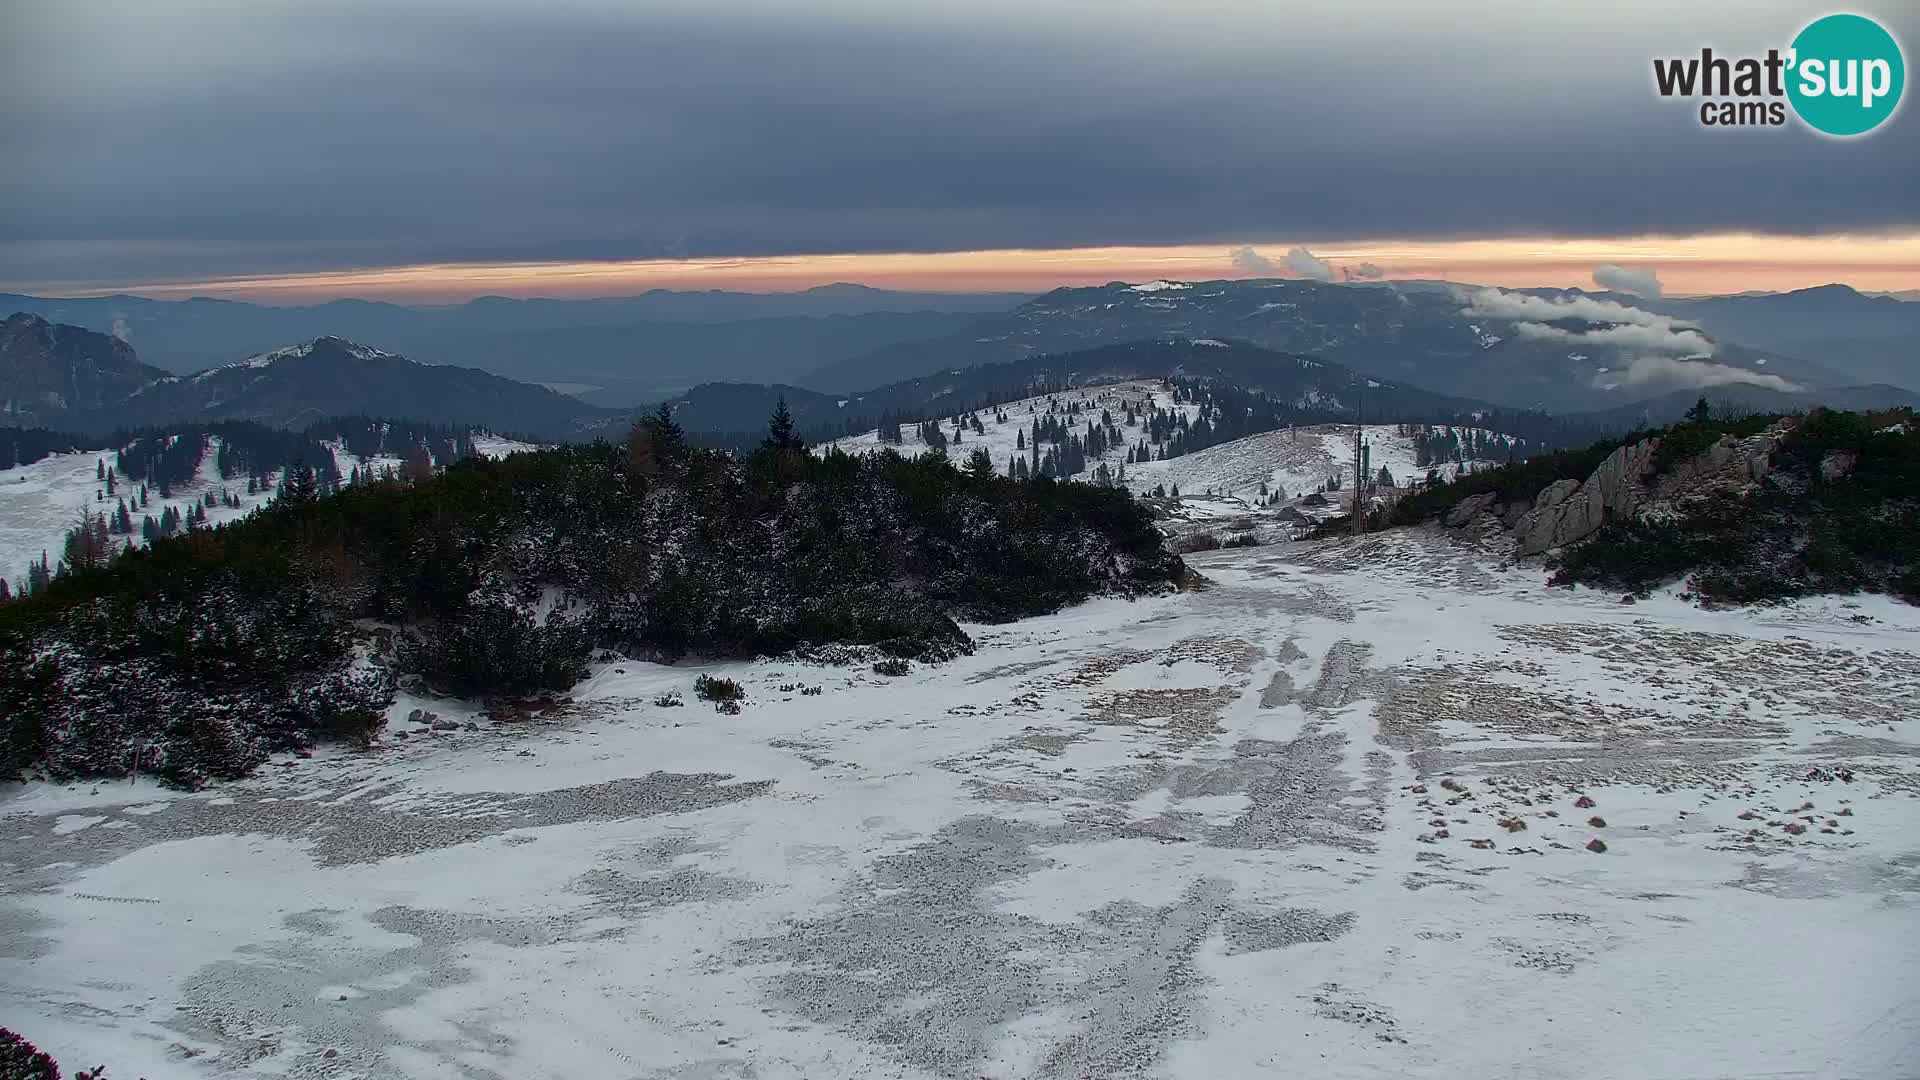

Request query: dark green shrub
[{"left": 693, "top": 674, "right": 744, "bottom": 702}]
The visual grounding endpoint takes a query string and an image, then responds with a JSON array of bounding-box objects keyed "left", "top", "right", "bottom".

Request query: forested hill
[
  {"left": 666, "top": 338, "right": 1596, "bottom": 451},
  {"left": 0, "top": 409, "right": 1185, "bottom": 788}
]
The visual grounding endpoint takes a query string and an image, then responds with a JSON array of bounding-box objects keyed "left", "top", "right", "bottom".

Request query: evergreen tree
[
  {"left": 26, "top": 553, "right": 51, "bottom": 595},
  {"left": 280, "top": 463, "right": 319, "bottom": 505},
  {"left": 762, "top": 398, "right": 806, "bottom": 452},
  {"left": 61, "top": 509, "right": 113, "bottom": 573},
  {"left": 965, "top": 447, "right": 995, "bottom": 480}
]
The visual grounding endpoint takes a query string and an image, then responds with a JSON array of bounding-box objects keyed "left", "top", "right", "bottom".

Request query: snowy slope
[
  {"left": 0, "top": 434, "right": 544, "bottom": 591},
  {"left": 819, "top": 378, "right": 1199, "bottom": 476},
  {"left": 820, "top": 379, "right": 1512, "bottom": 522},
  {"left": 4, "top": 531, "right": 1915, "bottom": 1079},
  {"left": 0, "top": 439, "right": 279, "bottom": 589}
]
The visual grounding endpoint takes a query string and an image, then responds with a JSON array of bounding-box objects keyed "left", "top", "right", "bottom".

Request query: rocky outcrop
[
  {"left": 1443, "top": 492, "right": 1498, "bottom": 527},
  {"left": 1650, "top": 428, "right": 1781, "bottom": 504},
  {"left": 1511, "top": 437, "right": 1660, "bottom": 555}
]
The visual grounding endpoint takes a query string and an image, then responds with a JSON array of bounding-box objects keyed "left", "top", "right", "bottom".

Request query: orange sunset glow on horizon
[{"left": 15, "top": 232, "right": 1920, "bottom": 304}]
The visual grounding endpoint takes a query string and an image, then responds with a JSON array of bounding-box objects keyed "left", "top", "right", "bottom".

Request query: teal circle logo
[{"left": 1787, "top": 13, "right": 1905, "bottom": 136}]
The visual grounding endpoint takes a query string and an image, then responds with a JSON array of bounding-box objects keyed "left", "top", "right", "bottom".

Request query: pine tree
[
  {"left": 762, "top": 398, "right": 806, "bottom": 452},
  {"left": 965, "top": 447, "right": 995, "bottom": 480},
  {"left": 280, "top": 463, "right": 319, "bottom": 505}
]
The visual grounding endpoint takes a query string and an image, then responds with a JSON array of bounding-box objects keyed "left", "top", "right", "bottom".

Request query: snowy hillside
[
  {"left": 0, "top": 433, "right": 542, "bottom": 591},
  {"left": 0, "top": 438, "right": 279, "bottom": 590},
  {"left": 819, "top": 379, "right": 1514, "bottom": 522},
  {"left": 5, "top": 529, "right": 1914, "bottom": 1079},
  {"left": 820, "top": 378, "right": 1198, "bottom": 473}
]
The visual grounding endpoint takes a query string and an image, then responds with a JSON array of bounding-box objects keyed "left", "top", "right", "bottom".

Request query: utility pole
[{"left": 1352, "top": 384, "right": 1365, "bottom": 537}]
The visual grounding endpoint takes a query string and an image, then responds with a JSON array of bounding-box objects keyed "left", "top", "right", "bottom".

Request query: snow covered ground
[
  {"left": 5, "top": 531, "right": 1916, "bottom": 1080},
  {"left": 0, "top": 438, "right": 279, "bottom": 590},
  {"left": 0, "top": 434, "right": 544, "bottom": 590},
  {"left": 820, "top": 378, "right": 1198, "bottom": 480},
  {"left": 819, "top": 384, "right": 1508, "bottom": 522}
]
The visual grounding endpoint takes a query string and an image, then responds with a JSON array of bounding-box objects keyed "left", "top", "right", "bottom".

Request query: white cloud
[
  {"left": 1513, "top": 319, "right": 1715, "bottom": 355},
  {"left": 1460, "top": 286, "right": 1719, "bottom": 354},
  {"left": 1284, "top": 246, "right": 1334, "bottom": 282},
  {"left": 1592, "top": 264, "right": 1662, "bottom": 299},
  {"left": 1229, "top": 245, "right": 1277, "bottom": 274},
  {"left": 1460, "top": 287, "right": 1686, "bottom": 328},
  {"left": 1352, "top": 262, "right": 1384, "bottom": 279},
  {"left": 1609, "top": 354, "right": 1804, "bottom": 393}
]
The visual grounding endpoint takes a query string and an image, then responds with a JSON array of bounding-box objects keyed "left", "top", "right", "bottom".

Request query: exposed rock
[
  {"left": 1820, "top": 449, "right": 1859, "bottom": 482},
  {"left": 1444, "top": 492, "right": 1498, "bottom": 528},
  {"left": 1535, "top": 478, "right": 1581, "bottom": 510},
  {"left": 1512, "top": 437, "right": 1660, "bottom": 555},
  {"left": 1585, "top": 838, "right": 1607, "bottom": 853},
  {"left": 1574, "top": 795, "right": 1596, "bottom": 809}
]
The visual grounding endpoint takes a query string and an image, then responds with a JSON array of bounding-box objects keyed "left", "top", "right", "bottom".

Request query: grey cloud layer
[{"left": 3, "top": 1, "right": 1916, "bottom": 285}]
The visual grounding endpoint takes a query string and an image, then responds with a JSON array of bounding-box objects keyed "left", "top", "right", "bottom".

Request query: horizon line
[{"left": 7, "top": 232, "right": 1918, "bottom": 305}]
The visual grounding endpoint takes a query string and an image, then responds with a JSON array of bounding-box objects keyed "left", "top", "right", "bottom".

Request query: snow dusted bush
[
  {"left": 693, "top": 674, "right": 744, "bottom": 702},
  {"left": 401, "top": 592, "right": 593, "bottom": 698},
  {"left": 0, "top": 411, "right": 1185, "bottom": 783},
  {"left": 4, "top": 584, "right": 395, "bottom": 787}
]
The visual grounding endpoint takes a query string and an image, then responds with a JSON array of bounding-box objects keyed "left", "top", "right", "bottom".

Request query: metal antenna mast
[{"left": 1352, "top": 383, "right": 1365, "bottom": 537}]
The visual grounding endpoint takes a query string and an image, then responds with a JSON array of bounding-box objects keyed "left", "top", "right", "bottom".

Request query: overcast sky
[{"left": 4, "top": 0, "right": 1916, "bottom": 294}]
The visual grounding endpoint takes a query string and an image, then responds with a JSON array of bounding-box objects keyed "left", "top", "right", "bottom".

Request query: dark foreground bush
[
  {"left": 0, "top": 1029, "right": 60, "bottom": 1080},
  {"left": 1, "top": 437, "right": 1184, "bottom": 784},
  {"left": 694, "top": 674, "right": 744, "bottom": 702}
]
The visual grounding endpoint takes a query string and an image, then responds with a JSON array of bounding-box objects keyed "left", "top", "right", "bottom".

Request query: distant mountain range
[
  {"left": 7, "top": 280, "right": 1912, "bottom": 421},
  {"left": 0, "top": 314, "right": 617, "bottom": 438},
  {"left": 1564, "top": 380, "right": 1920, "bottom": 431},
  {"left": 3, "top": 313, "right": 173, "bottom": 425},
  {"left": 798, "top": 278, "right": 1858, "bottom": 412},
  {"left": 667, "top": 338, "right": 1572, "bottom": 446},
  {"left": 7, "top": 277, "right": 1915, "bottom": 446},
  {"left": 1642, "top": 284, "right": 1918, "bottom": 392},
  {"left": 0, "top": 284, "right": 1029, "bottom": 404}
]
